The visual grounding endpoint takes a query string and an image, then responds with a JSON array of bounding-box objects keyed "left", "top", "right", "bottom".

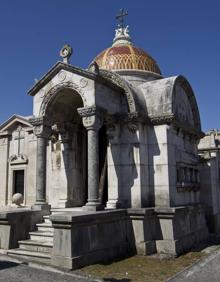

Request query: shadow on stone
[{"left": 0, "top": 260, "right": 19, "bottom": 270}]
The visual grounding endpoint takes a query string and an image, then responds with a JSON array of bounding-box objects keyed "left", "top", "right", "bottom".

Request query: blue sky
[{"left": 0, "top": 0, "right": 219, "bottom": 131}]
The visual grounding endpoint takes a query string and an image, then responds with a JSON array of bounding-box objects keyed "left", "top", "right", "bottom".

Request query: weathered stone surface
[
  {"left": 50, "top": 210, "right": 131, "bottom": 269},
  {"left": 0, "top": 209, "right": 45, "bottom": 249}
]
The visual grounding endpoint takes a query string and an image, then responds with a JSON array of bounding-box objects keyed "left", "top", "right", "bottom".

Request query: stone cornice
[
  {"left": 148, "top": 113, "right": 203, "bottom": 138},
  {"left": 77, "top": 106, "right": 106, "bottom": 118},
  {"left": 149, "top": 114, "right": 175, "bottom": 125},
  {"left": 29, "top": 116, "right": 52, "bottom": 127},
  {"left": 28, "top": 62, "right": 122, "bottom": 97}
]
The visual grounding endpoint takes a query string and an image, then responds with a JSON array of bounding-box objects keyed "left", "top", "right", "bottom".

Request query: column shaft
[
  {"left": 36, "top": 136, "right": 47, "bottom": 204},
  {"left": 87, "top": 129, "right": 100, "bottom": 205}
]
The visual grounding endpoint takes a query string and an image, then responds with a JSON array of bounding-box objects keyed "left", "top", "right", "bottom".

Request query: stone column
[
  {"left": 78, "top": 106, "right": 105, "bottom": 211},
  {"left": 30, "top": 117, "right": 51, "bottom": 210}
]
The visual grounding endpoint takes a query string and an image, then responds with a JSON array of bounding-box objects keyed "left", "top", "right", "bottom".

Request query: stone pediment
[
  {"left": 0, "top": 115, "right": 33, "bottom": 135},
  {"left": 28, "top": 62, "right": 122, "bottom": 97}
]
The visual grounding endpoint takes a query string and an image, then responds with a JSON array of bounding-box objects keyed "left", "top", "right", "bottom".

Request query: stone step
[
  {"left": 7, "top": 249, "right": 51, "bottom": 263},
  {"left": 29, "top": 231, "right": 54, "bottom": 242},
  {"left": 18, "top": 240, "right": 53, "bottom": 253},
  {"left": 36, "top": 223, "right": 53, "bottom": 233}
]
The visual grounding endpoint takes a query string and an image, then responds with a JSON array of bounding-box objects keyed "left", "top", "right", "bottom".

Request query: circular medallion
[
  {"left": 80, "top": 78, "right": 88, "bottom": 88},
  {"left": 60, "top": 44, "right": 73, "bottom": 59},
  {"left": 58, "top": 71, "right": 67, "bottom": 82}
]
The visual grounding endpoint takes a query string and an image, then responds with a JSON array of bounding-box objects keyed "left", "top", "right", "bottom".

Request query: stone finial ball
[{"left": 12, "top": 193, "right": 24, "bottom": 206}]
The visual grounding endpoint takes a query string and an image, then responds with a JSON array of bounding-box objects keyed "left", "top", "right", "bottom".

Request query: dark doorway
[{"left": 13, "top": 170, "right": 24, "bottom": 195}]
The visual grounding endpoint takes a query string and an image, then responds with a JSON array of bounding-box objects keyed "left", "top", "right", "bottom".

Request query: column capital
[
  {"left": 29, "top": 116, "right": 51, "bottom": 138},
  {"left": 77, "top": 106, "right": 106, "bottom": 130}
]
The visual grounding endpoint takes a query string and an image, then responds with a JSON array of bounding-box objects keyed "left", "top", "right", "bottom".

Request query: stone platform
[{"left": 0, "top": 205, "right": 209, "bottom": 269}]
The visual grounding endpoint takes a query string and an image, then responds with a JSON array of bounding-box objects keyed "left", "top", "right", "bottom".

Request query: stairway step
[
  {"left": 36, "top": 223, "right": 53, "bottom": 232},
  {"left": 29, "top": 231, "right": 54, "bottom": 242},
  {"left": 7, "top": 249, "right": 51, "bottom": 263},
  {"left": 18, "top": 240, "right": 53, "bottom": 253}
]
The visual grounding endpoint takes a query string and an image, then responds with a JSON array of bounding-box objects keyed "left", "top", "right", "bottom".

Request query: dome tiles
[{"left": 93, "top": 44, "right": 161, "bottom": 75}]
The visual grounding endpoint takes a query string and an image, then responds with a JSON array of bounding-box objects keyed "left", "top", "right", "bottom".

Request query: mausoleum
[{"left": 0, "top": 12, "right": 215, "bottom": 269}]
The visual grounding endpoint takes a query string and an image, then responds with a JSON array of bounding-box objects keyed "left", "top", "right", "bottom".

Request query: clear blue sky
[{"left": 0, "top": 0, "right": 219, "bottom": 131}]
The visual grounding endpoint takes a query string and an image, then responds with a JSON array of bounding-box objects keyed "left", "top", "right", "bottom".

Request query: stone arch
[
  {"left": 40, "top": 81, "right": 87, "bottom": 117},
  {"left": 172, "top": 75, "right": 201, "bottom": 132},
  {"left": 99, "top": 69, "right": 137, "bottom": 113}
]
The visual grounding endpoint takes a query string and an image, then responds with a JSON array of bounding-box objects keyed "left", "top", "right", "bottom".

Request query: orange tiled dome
[{"left": 93, "top": 43, "right": 161, "bottom": 75}]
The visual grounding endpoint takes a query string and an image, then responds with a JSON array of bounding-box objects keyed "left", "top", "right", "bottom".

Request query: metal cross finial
[{"left": 116, "top": 8, "right": 128, "bottom": 29}]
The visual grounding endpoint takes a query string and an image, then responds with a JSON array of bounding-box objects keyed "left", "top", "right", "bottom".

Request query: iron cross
[{"left": 116, "top": 8, "right": 128, "bottom": 29}]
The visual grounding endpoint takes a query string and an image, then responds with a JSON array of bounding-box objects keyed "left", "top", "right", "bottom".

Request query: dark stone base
[
  {"left": 31, "top": 203, "right": 51, "bottom": 216},
  {"left": 52, "top": 242, "right": 131, "bottom": 270},
  {"left": 83, "top": 203, "right": 104, "bottom": 211}
]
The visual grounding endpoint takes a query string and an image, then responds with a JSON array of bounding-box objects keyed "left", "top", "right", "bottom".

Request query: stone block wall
[{"left": 50, "top": 206, "right": 209, "bottom": 269}]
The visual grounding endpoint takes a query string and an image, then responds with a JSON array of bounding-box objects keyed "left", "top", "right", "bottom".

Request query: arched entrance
[{"left": 44, "top": 88, "right": 87, "bottom": 208}]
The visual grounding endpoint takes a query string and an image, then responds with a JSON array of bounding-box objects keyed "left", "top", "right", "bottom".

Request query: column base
[
  {"left": 31, "top": 203, "right": 51, "bottom": 215},
  {"left": 105, "top": 200, "right": 122, "bottom": 210},
  {"left": 83, "top": 202, "right": 104, "bottom": 211},
  {"left": 58, "top": 199, "right": 75, "bottom": 208}
]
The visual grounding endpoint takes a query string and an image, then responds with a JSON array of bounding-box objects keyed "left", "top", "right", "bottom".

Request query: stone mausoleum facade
[{"left": 0, "top": 18, "right": 219, "bottom": 268}]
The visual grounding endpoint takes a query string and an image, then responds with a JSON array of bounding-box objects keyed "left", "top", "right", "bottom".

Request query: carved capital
[
  {"left": 126, "top": 112, "right": 139, "bottom": 133},
  {"left": 77, "top": 106, "right": 105, "bottom": 130},
  {"left": 33, "top": 124, "right": 51, "bottom": 138},
  {"left": 30, "top": 116, "right": 51, "bottom": 138}
]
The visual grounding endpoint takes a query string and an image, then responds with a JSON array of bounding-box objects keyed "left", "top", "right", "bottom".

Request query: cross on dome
[
  {"left": 115, "top": 8, "right": 128, "bottom": 29},
  {"left": 113, "top": 9, "right": 131, "bottom": 46}
]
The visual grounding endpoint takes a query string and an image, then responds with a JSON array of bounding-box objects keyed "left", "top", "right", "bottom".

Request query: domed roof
[{"left": 91, "top": 26, "right": 161, "bottom": 75}]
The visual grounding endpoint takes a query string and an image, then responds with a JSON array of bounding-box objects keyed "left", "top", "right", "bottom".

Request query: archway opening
[{"left": 45, "top": 88, "right": 87, "bottom": 208}]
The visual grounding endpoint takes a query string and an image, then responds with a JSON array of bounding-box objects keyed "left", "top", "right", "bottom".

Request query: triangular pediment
[
  {"left": 28, "top": 62, "right": 98, "bottom": 97},
  {"left": 27, "top": 61, "right": 121, "bottom": 97},
  {"left": 0, "top": 114, "right": 33, "bottom": 134}
]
